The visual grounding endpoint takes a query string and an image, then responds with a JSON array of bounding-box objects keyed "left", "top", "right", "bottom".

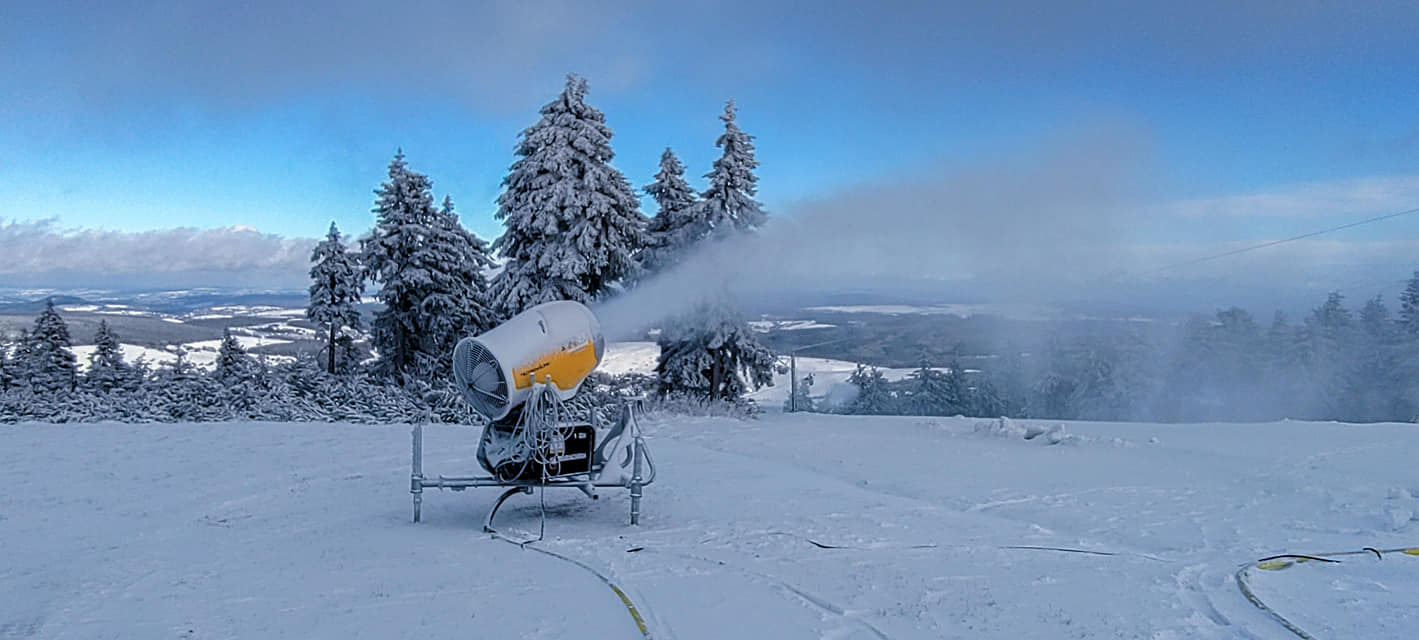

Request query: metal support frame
[
  {"left": 410, "top": 396, "right": 654, "bottom": 529},
  {"left": 789, "top": 353, "right": 797, "bottom": 413},
  {"left": 411, "top": 423, "right": 424, "bottom": 522},
  {"left": 630, "top": 435, "right": 643, "bottom": 525}
]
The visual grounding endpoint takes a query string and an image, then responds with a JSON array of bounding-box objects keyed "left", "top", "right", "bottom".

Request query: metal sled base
[{"left": 410, "top": 417, "right": 654, "bottom": 529}]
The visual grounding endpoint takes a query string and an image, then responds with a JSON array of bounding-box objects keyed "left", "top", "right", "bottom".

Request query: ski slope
[{"left": 3, "top": 414, "right": 1418, "bottom": 639}]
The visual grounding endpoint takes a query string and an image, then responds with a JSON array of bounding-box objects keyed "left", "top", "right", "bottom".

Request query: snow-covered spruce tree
[
  {"left": 362, "top": 150, "right": 439, "bottom": 379},
  {"left": 417, "top": 196, "right": 498, "bottom": 375},
  {"left": 655, "top": 301, "right": 774, "bottom": 402},
  {"left": 9, "top": 330, "right": 34, "bottom": 391},
  {"left": 213, "top": 329, "right": 261, "bottom": 418},
  {"left": 1303, "top": 291, "right": 1356, "bottom": 418},
  {"left": 904, "top": 358, "right": 951, "bottom": 416},
  {"left": 215, "top": 328, "right": 256, "bottom": 381},
  {"left": 0, "top": 339, "right": 11, "bottom": 392},
  {"left": 651, "top": 102, "right": 769, "bottom": 400},
  {"left": 1359, "top": 295, "right": 1393, "bottom": 340},
  {"left": 308, "top": 222, "right": 365, "bottom": 375},
  {"left": 1309, "top": 290, "right": 1353, "bottom": 332},
  {"left": 86, "top": 320, "right": 130, "bottom": 392},
  {"left": 28, "top": 300, "right": 78, "bottom": 393},
  {"left": 169, "top": 345, "right": 196, "bottom": 380},
  {"left": 362, "top": 153, "right": 498, "bottom": 380},
  {"left": 845, "top": 364, "right": 893, "bottom": 414},
  {"left": 698, "top": 99, "right": 767, "bottom": 236},
  {"left": 145, "top": 347, "right": 214, "bottom": 422},
  {"left": 1032, "top": 329, "right": 1156, "bottom": 422},
  {"left": 1162, "top": 308, "right": 1269, "bottom": 421},
  {"left": 1342, "top": 295, "right": 1411, "bottom": 421},
  {"left": 1258, "top": 311, "right": 1316, "bottom": 418},
  {"left": 968, "top": 374, "right": 1007, "bottom": 418},
  {"left": 491, "top": 74, "right": 646, "bottom": 314},
  {"left": 1401, "top": 270, "right": 1419, "bottom": 337},
  {"left": 638, "top": 147, "right": 701, "bottom": 278}
]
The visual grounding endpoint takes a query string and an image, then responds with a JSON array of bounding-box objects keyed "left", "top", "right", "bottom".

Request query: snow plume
[
  {"left": 596, "top": 126, "right": 1152, "bottom": 339},
  {"left": 0, "top": 219, "right": 315, "bottom": 289}
]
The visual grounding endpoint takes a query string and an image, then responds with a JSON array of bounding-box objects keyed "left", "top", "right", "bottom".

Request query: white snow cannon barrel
[{"left": 452, "top": 300, "right": 606, "bottom": 422}]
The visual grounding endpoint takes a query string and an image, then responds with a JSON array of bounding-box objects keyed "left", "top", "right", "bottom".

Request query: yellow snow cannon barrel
[{"left": 452, "top": 300, "right": 606, "bottom": 422}]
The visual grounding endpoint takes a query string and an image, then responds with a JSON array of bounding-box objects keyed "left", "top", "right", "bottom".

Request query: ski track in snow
[{"left": 3, "top": 415, "right": 1419, "bottom": 638}]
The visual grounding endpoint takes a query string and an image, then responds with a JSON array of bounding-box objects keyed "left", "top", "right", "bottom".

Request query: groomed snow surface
[{"left": 4, "top": 415, "right": 1418, "bottom": 639}]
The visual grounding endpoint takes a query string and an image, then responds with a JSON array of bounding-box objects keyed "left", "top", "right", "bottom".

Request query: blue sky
[{"left": 1, "top": 1, "right": 1416, "bottom": 305}]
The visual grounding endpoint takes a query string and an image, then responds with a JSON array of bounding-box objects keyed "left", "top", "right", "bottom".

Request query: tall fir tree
[
  {"left": 655, "top": 301, "right": 775, "bottom": 401},
  {"left": 362, "top": 150, "right": 439, "bottom": 378},
  {"left": 846, "top": 364, "right": 894, "bottom": 414},
  {"left": 1033, "top": 329, "right": 1155, "bottom": 421},
  {"left": 362, "top": 152, "right": 497, "bottom": 379},
  {"left": 905, "top": 359, "right": 951, "bottom": 416},
  {"left": 1162, "top": 308, "right": 1270, "bottom": 421},
  {"left": 86, "top": 320, "right": 130, "bottom": 392},
  {"left": 491, "top": 74, "right": 646, "bottom": 314},
  {"left": 28, "top": 300, "right": 77, "bottom": 393},
  {"left": 1302, "top": 291, "right": 1357, "bottom": 419},
  {"left": 652, "top": 101, "right": 770, "bottom": 398},
  {"left": 942, "top": 358, "right": 973, "bottom": 415},
  {"left": 1309, "top": 291, "right": 1352, "bottom": 331},
  {"left": 1400, "top": 270, "right": 1419, "bottom": 337},
  {"left": 699, "top": 99, "right": 767, "bottom": 236},
  {"left": 307, "top": 222, "right": 365, "bottom": 374},
  {"left": 1344, "top": 295, "right": 1407, "bottom": 421},
  {"left": 639, "top": 147, "right": 701, "bottom": 277},
  {"left": 417, "top": 196, "right": 497, "bottom": 374},
  {"left": 0, "top": 338, "right": 11, "bottom": 392},
  {"left": 1360, "top": 295, "right": 1392, "bottom": 340},
  {"left": 9, "top": 330, "right": 34, "bottom": 391}
]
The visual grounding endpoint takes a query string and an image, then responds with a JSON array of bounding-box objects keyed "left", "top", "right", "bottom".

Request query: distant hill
[{"left": 0, "top": 295, "right": 89, "bottom": 313}]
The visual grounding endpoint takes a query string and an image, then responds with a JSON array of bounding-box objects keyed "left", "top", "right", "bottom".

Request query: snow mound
[{"left": 974, "top": 417, "right": 1083, "bottom": 445}]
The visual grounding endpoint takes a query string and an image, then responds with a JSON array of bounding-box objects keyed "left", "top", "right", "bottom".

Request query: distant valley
[{"left": 0, "top": 287, "right": 1178, "bottom": 375}]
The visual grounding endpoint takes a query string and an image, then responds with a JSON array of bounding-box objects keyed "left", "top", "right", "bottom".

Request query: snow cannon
[
  {"left": 414, "top": 299, "right": 654, "bottom": 530},
  {"left": 452, "top": 300, "right": 606, "bottom": 422}
]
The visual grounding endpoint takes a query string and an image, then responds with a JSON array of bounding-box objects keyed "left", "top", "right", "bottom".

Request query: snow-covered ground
[
  {"left": 4, "top": 415, "right": 1417, "bottom": 638},
  {"left": 748, "top": 355, "right": 932, "bottom": 409},
  {"left": 747, "top": 320, "right": 837, "bottom": 332},
  {"left": 179, "top": 336, "right": 293, "bottom": 368},
  {"left": 68, "top": 343, "right": 179, "bottom": 371},
  {"left": 802, "top": 303, "right": 1062, "bottom": 321},
  {"left": 63, "top": 305, "right": 308, "bottom": 371},
  {"left": 69, "top": 337, "right": 295, "bottom": 372},
  {"left": 601, "top": 341, "right": 920, "bottom": 410},
  {"left": 600, "top": 341, "right": 661, "bottom": 377}
]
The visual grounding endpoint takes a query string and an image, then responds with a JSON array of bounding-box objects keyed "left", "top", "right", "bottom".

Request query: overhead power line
[{"left": 1155, "top": 206, "right": 1419, "bottom": 273}]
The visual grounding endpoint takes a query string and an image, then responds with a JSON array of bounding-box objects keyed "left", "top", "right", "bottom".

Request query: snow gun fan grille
[{"left": 453, "top": 338, "right": 507, "bottom": 419}]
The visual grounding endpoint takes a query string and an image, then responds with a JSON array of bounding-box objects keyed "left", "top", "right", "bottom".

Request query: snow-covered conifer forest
[{"left": 4, "top": 74, "right": 1419, "bottom": 424}]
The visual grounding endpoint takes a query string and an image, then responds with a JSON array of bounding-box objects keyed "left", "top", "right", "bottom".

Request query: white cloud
[{"left": 0, "top": 219, "right": 316, "bottom": 288}]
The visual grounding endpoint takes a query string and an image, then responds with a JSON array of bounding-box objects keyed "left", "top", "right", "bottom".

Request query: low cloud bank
[{"left": 0, "top": 219, "right": 315, "bottom": 289}]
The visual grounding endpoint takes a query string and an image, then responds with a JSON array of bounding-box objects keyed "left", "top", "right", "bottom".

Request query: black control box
[{"left": 539, "top": 423, "right": 594, "bottom": 478}]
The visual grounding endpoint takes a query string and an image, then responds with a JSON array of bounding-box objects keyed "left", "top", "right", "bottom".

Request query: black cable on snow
[{"left": 487, "top": 531, "right": 653, "bottom": 639}]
